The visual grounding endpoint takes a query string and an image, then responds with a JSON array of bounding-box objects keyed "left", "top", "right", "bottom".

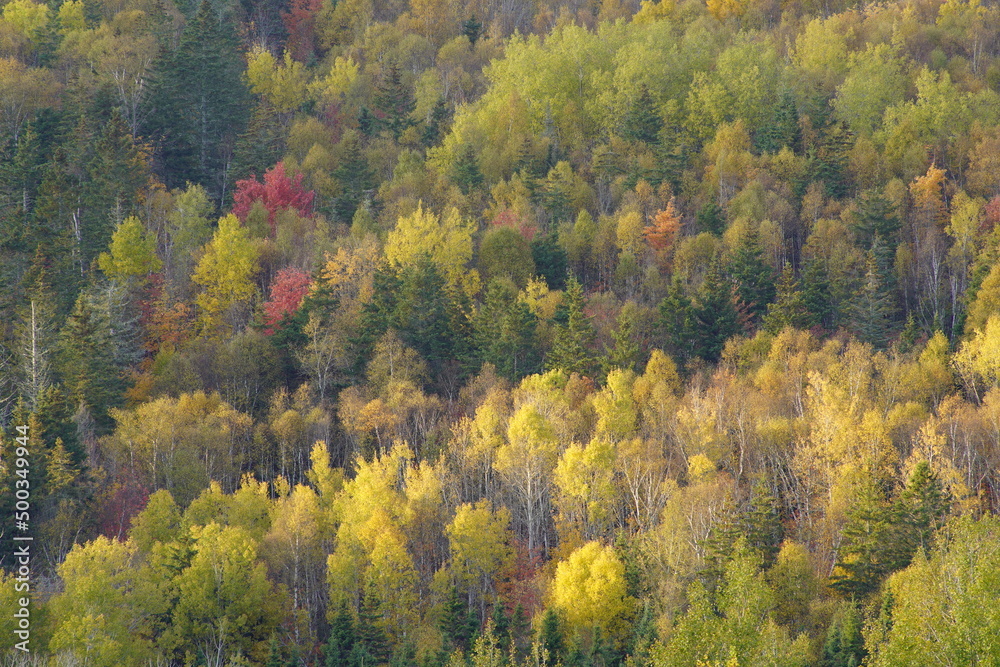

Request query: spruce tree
[
  {"left": 144, "top": 0, "right": 250, "bottom": 200},
  {"left": 622, "top": 84, "right": 662, "bottom": 145},
  {"left": 850, "top": 238, "right": 898, "bottom": 349},
  {"left": 728, "top": 229, "right": 776, "bottom": 326},
  {"left": 326, "top": 601, "right": 356, "bottom": 667},
  {"left": 538, "top": 610, "right": 564, "bottom": 667},
  {"left": 547, "top": 275, "right": 597, "bottom": 376},
  {"left": 531, "top": 232, "right": 568, "bottom": 290},
  {"left": 829, "top": 480, "right": 895, "bottom": 598},
  {"left": 693, "top": 260, "right": 739, "bottom": 362},
  {"left": 891, "top": 461, "right": 951, "bottom": 567},
  {"left": 474, "top": 278, "right": 541, "bottom": 382},
  {"left": 659, "top": 278, "right": 698, "bottom": 364},
  {"left": 763, "top": 265, "right": 811, "bottom": 333},
  {"left": 453, "top": 145, "right": 484, "bottom": 195},
  {"left": 373, "top": 60, "right": 416, "bottom": 140},
  {"left": 744, "top": 475, "right": 784, "bottom": 568},
  {"left": 355, "top": 587, "right": 391, "bottom": 665}
]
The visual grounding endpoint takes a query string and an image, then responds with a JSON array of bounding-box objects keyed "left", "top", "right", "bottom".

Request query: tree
[
  {"left": 551, "top": 542, "right": 632, "bottom": 635},
  {"left": 693, "top": 260, "right": 740, "bottom": 362},
  {"left": 547, "top": 276, "right": 597, "bottom": 377},
  {"left": 192, "top": 214, "right": 260, "bottom": 336},
  {"left": 384, "top": 203, "right": 474, "bottom": 284},
  {"left": 728, "top": 229, "right": 775, "bottom": 325},
  {"left": 263, "top": 267, "right": 311, "bottom": 335},
  {"left": 326, "top": 601, "right": 356, "bottom": 667},
  {"left": 867, "top": 515, "right": 1000, "bottom": 666},
  {"left": 169, "top": 523, "right": 287, "bottom": 666},
  {"left": 98, "top": 215, "right": 162, "bottom": 284},
  {"left": 232, "top": 162, "right": 315, "bottom": 235},
  {"left": 144, "top": 0, "right": 250, "bottom": 199},
  {"left": 372, "top": 60, "right": 416, "bottom": 140}
]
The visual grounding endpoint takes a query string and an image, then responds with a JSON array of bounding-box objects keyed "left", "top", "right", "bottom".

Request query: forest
[{"left": 3, "top": 0, "right": 1000, "bottom": 662}]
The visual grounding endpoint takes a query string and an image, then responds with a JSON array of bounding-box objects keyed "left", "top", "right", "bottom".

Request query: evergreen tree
[
  {"left": 659, "top": 278, "right": 698, "bottom": 364},
  {"left": 754, "top": 90, "right": 800, "bottom": 154},
  {"left": 56, "top": 292, "right": 124, "bottom": 434},
  {"left": 538, "top": 610, "right": 564, "bottom": 667},
  {"left": 852, "top": 189, "right": 900, "bottom": 251},
  {"left": 801, "top": 258, "right": 834, "bottom": 329},
  {"left": 144, "top": 0, "right": 250, "bottom": 200},
  {"left": 421, "top": 97, "right": 449, "bottom": 148},
  {"left": 693, "top": 260, "right": 740, "bottom": 362},
  {"left": 603, "top": 305, "right": 641, "bottom": 374},
  {"left": 812, "top": 121, "right": 853, "bottom": 199},
  {"left": 695, "top": 200, "right": 725, "bottom": 236},
  {"left": 763, "top": 265, "right": 812, "bottom": 333},
  {"left": 744, "top": 475, "right": 784, "bottom": 568},
  {"left": 327, "top": 601, "right": 357, "bottom": 667},
  {"left": 474, "top": 278, "right": 541, "bottom": 382},
  {"left": 440, "top": 586, "right": 473, "bottom": 652},
  {"left": 453, "top": 145, "right": 484, "bottom": 195},
  {"left": 355, "top": 587, "right": 391, "bottom": 665},
  {"left": 891, "top": 461, "right": 951, "bottom": 566},
  {"left": 821, "top": 602, "right": 865, "bottom": 667},
  {"left": 332, "top": 133, "right": 375, "bottom": 222},
  {"left": 547, "top": 276, "right": 597, "bottom": 376},
  {"left": 850, "top": 238, "right": 898, "bottom": 349},
  {"left": 728, "top": 229, "right": 776, "bottom": 325},
  {"left": 230, "top": 103, "right": 286, "bottom": 187},
  {"left": 462, "top": 15, "right": 483, "bottom": 44},
  {"left": 829, "top": 480, "right": 896, "bottom": 598},
  {"left": 373, "top": 60, "right": 416, "bottom": 140},
  {"left": 622, "top": 85, "right": 662, "bottom": 145},
  {"left": 397, "top": 258, "right": 453, "bottom": 377},
  {"left": 531, "top": 232, "right": 568, "bottom": 290}
]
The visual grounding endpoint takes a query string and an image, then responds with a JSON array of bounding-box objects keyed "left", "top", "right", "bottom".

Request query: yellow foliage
[
  {"left": 384, "top": 202, "right": 474, "bottom": 284},
  {"left": 245, "top": 48, "right": 308, "bottom": 114},
  {"left": 310, "top": 55, "right": 359, "bottom": 103},
  {"left": 2, "top": 0, "right": 49, "bottom": 41},
  {"left": 551, "top": 542, "right": 631, "bottom": 632}
]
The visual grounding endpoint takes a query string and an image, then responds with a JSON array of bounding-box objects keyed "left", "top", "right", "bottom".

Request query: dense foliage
[{"left": 4, "top": 0, "right": 1000, "bottom": 663}]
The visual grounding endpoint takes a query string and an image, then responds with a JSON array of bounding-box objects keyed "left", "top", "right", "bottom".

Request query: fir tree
[
  {"left": 547, "top": 275, "right": 597, "bottom": 376},
  {"left": 538, "top": 610, "right": 564, "bottom": 667},
  {"left": 421, "top": 97, "right": 449, "bottom": 148},
  {"left": 474, "top": 278, "right": 541, "bottom": 382},
  {"left": 744, "top": 475, "right": 784, "bottom": 568},
  {"left": 373, "top": 60, "right": 416, "bottom": 140},
  {"left": 695, "top": 200, "right": 725, "bottom": 236},
  {"left": 829, "top": 480, "right": 895, "bottom": 598},
  {"left": 440, "top": 586, "right": 473, "bottom": 652},
  {"left": 144, "top": 0, "right": 250, "bottom": 200},
  {"left": 326, "top": 601, "right": 356, "bottom": 667},
  {"left": 355, "top": 587, "right": 391, "bottom": 665},
  {"left": 821, "top": 602, "right": 865, "bottom": 667},
  {"left": 332, "top": 133, "right": 375, "bottom": 222},
  {"left": 728, "top": 229, "right": 776, "bottom": 325},
  {"left": 763, "top": 265, "right": 812, "bottom": 333},
  {"left": 850, "top": 238, "right": 898, "bottom": 349},
  {"left": 659, "top": 278, "right": 698, "bottom": 363},
  {"left": 531, "top": 232, "right": 568, "bottom": 290},
  {"left": 801, "top": 258, "right": 834, "bottom": 329},
  {"left": 891, "top": 461, "right": 951, "bottom": 566},
  {"left": 693, "top": 260, "right": 739, "bottom": 362},
  {"left": 622, "top": 85, "right": 662, "bottom": 145},
  {"left": 452, "top": 145, "right": 484, "bottom": 195}
]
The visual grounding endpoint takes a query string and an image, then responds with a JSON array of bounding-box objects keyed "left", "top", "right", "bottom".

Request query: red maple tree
[
  {"left": 263, "top": 267, "right": 312, "bottom": 334},
  {"left": 232, "top": 161, "right": 315, "bottom": 235}
]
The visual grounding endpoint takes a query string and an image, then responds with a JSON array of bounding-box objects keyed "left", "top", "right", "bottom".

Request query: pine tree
[{"left": 547, "top": 275, "right": 597, "bottom": 376}]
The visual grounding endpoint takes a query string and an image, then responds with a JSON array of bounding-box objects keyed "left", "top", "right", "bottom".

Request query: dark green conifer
[{"left": 547, "top": 276, "right": 597, "bottom": 376}]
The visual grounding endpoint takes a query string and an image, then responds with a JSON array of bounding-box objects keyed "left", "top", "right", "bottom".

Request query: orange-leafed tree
[{"left": 643, "top": 197, "right": 682, "bottom": 270}]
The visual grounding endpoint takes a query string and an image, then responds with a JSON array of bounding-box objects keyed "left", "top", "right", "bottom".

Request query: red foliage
[
  {"left": 232, "top": 161, "right": 315, "bottom": 235},
  {"left": 984, "top": 195, "right": 1000, "bottom": 233},
  {"left": 643, "top": 197, "right": 681, "bottom": 251},
  {"left": 282, "top": 0, "right": 323, "bottom": 63},
  {"left": 263, "top": 267, "right": 312, "bottom": 334},
  {"left": 490, "top": 209, "right": 538, "bottom": 241},
  {"left": 95, "top": 481, "right": 149, "bottom": 541}
]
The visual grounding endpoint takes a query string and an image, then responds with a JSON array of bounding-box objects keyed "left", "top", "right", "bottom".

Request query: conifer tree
[
  {"left": 530, "top": 232, "right": 568, "bottom": 290},
  {"left": 144, "top": 0, "right": 250, "bottom": 199},
  {"left": 728, "top": 229, "right": 776, "bottom": 325},
  {"left": 659, "top": 278, "right": 698, "bottom": 363},
  {"left": 763, "top": 265, "right": 811, "bottom": 333},
  {"left": 622, "top": 85, "right": 662, "bottom": 145},
  {"left": 693, "top": 260, "right": 739, "bottom": 362},
  {"left": 326, "top": 601, "right": 356, "bottom": 667},
  {"left": 373, "top": 60, "right": 416, "bottom": 140},
  {"left": 547, "top": 276, "right": 597, "bottom": 377}
]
